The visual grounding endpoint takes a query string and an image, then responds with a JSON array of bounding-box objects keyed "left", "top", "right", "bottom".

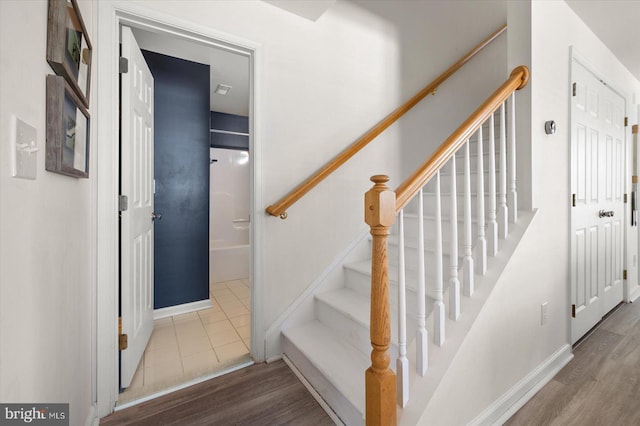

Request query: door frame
[
  {"left": 95, "top": 1, "right": 264, "bottom": 417},
  {"left": 569, "top": 47, "right": 629, "bottom": 344}
]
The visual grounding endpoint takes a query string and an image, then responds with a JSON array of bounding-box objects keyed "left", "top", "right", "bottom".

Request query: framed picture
[
  {"left": 46, "top": 0, "right": 92, "bottom": 108},
  {"left": 46, "top": 75, "right": 90, "bottom": 178}
]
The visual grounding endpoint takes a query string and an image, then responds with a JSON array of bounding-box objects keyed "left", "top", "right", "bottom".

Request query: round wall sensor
[{"left": 545, "top": 120, "right": 556, "bottom": 135}]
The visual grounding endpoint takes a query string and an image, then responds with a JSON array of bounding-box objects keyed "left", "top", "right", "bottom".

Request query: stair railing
[
  {"left": 266, "top": 24, "right": 506, "bottom": 219},
  {"left": 364, "top": 65, "right": 529, "bottom": 425}
]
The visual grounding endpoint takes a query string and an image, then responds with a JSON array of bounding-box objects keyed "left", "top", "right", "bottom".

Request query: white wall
[
  {"left": 350, "top": 0, "right": 508, "bottom": 178},
  {"left": 417, "top": 2, "right": 640, "bottom": 423},
  {"left": 0, "top": 1, "right": 96, "bottom": 424}
]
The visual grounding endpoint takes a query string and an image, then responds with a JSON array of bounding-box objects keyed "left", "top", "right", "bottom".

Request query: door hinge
[
  {"left": 119, "top": 333, "right": 128, "bottom": 351},
  {"left": 119, "top": 195, "right": 128, "bottom": 212},
  {"left": 571, "top": 304, "right": 576, "bottom": 318},
  {"left": 572, "top": 193, "right": 576, "bottom": 207},
  {"left": 625, "top": 193, "right": 628, "bottom": 204},
  {"left": 624, "top": 269, "right": 628, "bottom": 280},
  {"left": 625, "top": 117, "right": 629, "bottom": 127},
  {"left": 118, "top": 316, "right": 128, "bottom": 350},
  {"left": 572, "top": 82, "right": 577, "bottom": 97},
  {"left": 119, "top": 57, "right": 129, "bottom": 74}
]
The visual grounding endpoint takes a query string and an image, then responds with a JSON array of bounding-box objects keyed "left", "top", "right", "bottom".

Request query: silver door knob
[{"left": 151, "top": 212, "right": 163, "bottom": 221}]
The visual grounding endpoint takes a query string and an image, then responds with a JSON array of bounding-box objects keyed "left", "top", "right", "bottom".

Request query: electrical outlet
[{"left": 541, "top": 302, "right": 548, "bottom": 325}]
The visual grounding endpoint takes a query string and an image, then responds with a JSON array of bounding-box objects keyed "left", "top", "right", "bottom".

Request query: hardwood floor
[
  {"left": 102, "top": 302, "right": 640, "bottom": 425},
  {"left": 100, "top": 360, "right": 334, "bottom": 425},
  {"left": 506, "top": 301, "right": 640, "bottom": 425}
]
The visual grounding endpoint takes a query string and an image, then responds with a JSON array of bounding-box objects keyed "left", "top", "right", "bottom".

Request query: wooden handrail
[
  {"left": 266, "top": 24, "right": 507, "bottom": 219},
  {"left": 394, "top": 65, "right": 530, "bottom": 211}
]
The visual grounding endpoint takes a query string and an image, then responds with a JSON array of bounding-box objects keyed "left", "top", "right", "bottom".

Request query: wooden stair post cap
[
  {"left": 365, "top": 175, "right": 396, "bottom": 228},
  {"left": 370, "top": 175, "right": 390, "bottom": 185}
]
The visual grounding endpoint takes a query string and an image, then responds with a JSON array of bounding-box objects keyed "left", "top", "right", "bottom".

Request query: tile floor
[{"left": 118, "top": 279, "right": 251, "bottom": 405}]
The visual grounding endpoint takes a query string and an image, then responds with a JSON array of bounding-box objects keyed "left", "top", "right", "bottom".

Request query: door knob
[{"left": 151, "top": 212, "right": 163, "bottom": 221}]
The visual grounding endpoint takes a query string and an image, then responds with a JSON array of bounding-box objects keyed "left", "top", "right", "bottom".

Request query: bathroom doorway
[{"left": 117, "top": 24, "right": 253, "bottom": 407}]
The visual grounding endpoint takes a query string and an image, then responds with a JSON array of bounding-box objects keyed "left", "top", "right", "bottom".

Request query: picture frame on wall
[
  {"left": 46, "top": 0, "right": 92, "bottom": 108},
  {"left": 46, "top": 75, "right": 90, "bottom": 178}
]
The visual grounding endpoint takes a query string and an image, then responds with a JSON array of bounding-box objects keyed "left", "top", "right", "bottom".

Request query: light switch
[{"left": 13, "top": 116, "right": 38, "bottom": 180}]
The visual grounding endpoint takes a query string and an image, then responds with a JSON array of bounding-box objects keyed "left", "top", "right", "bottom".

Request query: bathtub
[
  {"left": 210, "top": 220, "right": 249, "bottom": 283},
  {"left": 209, "top": 147, "right": 250, "bottom": 283}
]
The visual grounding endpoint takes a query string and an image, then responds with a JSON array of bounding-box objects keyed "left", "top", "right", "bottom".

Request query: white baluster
[
  {"left": 476, "top": 126, "right": 487, "bottom": 275},
  {"left": 508, "top": 92, "right": 518, "bottom": 223},
  {"left": 449, "top": 155, "right": 460, "bottom": 320},
  {"left": 434, "top": 171, "right": 445, "bottom": 346},
  {"left": 463, "top": 140, "right": 474, "bottom": 297},
  {"left": 416, "top": 189, "right": 428, "bottom": 376},
  {"left": 498, "top": 102, "right": 508, "bottom": 239},
  {"left": 487, "top": 112, "right": 498, "bottom": 256},
  {"left": 397, "top": 210, "right": 409, "bottom": 407}
]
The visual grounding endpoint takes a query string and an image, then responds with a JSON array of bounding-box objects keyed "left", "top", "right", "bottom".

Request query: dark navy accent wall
[
  {"left": 142, "top": 50, "right": 210, "bottom": 309},
  {"left": 210, "top": 111, "right": 249, "bottom": 151}
]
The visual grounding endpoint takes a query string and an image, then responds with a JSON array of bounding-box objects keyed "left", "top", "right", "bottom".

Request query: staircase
[
  {"left": 262, "top": 23, "right": 531, "bottom": 425},
  {"left": 279, "top": 67, "right": 531, "bottom": 425},
  {"left": 282, "top": 126, "right": 504, "bottom": 425}
]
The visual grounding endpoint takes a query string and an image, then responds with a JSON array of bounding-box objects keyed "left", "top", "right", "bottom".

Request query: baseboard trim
[
  {"left": 84, "top": 404, "right": 98, "bottom": 426},
  {"left": 283, "top": 355, "right": 345, "bottom": 426},
  {"left": 470, "top": 344, "right": 573, "bottom": 426},
  {"left": 153, "top": 299, "right": 211, "bottom": 320},
  {"left": 114, "top": 360, "right": 254, "bottom": 411},
  {"left": 266, "top": 354, "right": 283, "bottom": 363},
  {"left": 628, "top": 285, "right": 640, "bottom": 303}
]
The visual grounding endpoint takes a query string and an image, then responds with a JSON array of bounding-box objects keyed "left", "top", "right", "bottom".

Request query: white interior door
[
  {"left": 571, "top": 59, "right": 625, "bottom": 344},
  {"left": 120, "top": 26, "right": 155, "bottom": 388}
]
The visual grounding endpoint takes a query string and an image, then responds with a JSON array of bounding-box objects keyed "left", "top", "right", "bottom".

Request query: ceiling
[
  {"left": 131, "top": 27, "right": 250, "bottom": 117},
  {"left": 566, "top": 0, "right": 640, "bottom": 83},
  {"left": 127, "top": 1, "right": 640, "bottom": 117},
  {"left": 262, "top": 0, "right": 336, "bottom": 21}
]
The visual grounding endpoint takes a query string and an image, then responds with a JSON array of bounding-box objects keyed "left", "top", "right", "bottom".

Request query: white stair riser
[
  {"left": 389, "top": 238, "right": 461, "bottom": 258},
  {"left": 344, "top": 265, "right": 445, "bottom": 316},
  {"left": 424, "top": 170, "right": 500, "bottom": 194},
  {"left": 394, "top": 216, "right": 480, "bottom": 246},
  {"left": 451, "top": 151, "right": 499, "bottom": 174},
  {"left": 422, "top": 193, "right": 493, "bottom": 218},
  {"left": 315, "top": 298, "right": 400, "bottom": 362},
  {"left": 282, "top": 336, "right": 364, "bottom": 426},
  {"left": 387, "top": 243, "right": 455, "bottom": 274}
]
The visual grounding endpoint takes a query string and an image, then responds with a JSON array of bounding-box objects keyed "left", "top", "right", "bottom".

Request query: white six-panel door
[
  {"left": 571, "top": 59, "right": 625, "bottom": 344},
  {"left": 120, "top": 26, "right": 155, "bottom": 388}
]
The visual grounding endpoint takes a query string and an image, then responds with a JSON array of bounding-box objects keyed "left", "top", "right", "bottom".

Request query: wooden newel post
[{"left": 364, "top": 175, "right": 397, "bottom": 426}]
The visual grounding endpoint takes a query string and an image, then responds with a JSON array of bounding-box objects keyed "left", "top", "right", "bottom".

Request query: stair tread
[{"left": 283, "top": 320, "right": 368, "bottom": 412}]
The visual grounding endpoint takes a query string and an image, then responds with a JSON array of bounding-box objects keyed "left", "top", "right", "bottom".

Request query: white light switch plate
[{"left": 12, "top": 116, "right": 38, "bottom": 180}]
